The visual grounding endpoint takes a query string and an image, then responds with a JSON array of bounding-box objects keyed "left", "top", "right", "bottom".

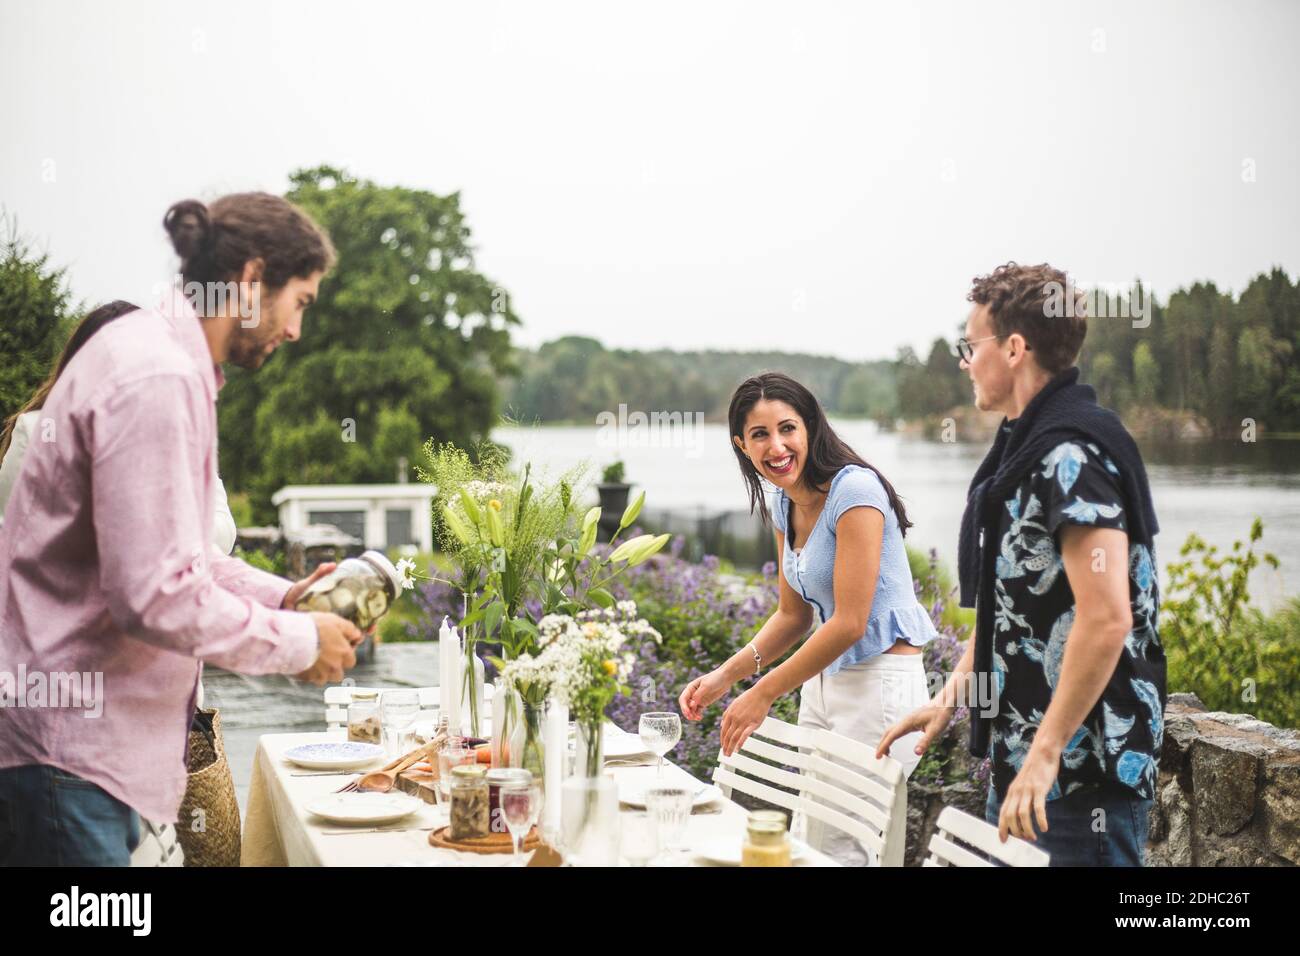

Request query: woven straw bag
[{"left": 176, "top": 708, "right": 241, "bottom": 867}]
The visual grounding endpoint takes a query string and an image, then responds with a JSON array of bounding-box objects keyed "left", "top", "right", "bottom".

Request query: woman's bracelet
[{"left": 747, "top": 642, "right": 762, "bottom": 676}]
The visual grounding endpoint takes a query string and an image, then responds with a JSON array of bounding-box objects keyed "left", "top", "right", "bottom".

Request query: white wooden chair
[
  {"left": 924, "top": 805, "right": 1050, "bottom": 867},
  {"left": 712, "top": 716, "right": 908, "bottom": 867},
  {"left": 324, "top": 684, "right": 496, "bottom": 731}
]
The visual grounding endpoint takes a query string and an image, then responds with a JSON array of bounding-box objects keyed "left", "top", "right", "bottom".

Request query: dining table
[{"left": 240, "top": 722, "right": 839, "bottom": 867}]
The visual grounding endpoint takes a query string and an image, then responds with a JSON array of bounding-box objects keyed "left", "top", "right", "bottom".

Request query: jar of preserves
[
  {"left": 294, "top": 550, "right": 402, "bottom": 630},
  {"left": 741, "top": 809, "right": 791, "bottom": 867},
  {"left": 449, "top": 764, "right": 490, "bottom": 841},
  {"left": 346, "top": 690, "right": 381, "bottom": 745}
]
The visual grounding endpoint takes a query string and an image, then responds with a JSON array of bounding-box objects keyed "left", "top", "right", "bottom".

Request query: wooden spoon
[{"left": 356, "top": 735, "right": 446, "bottom": 794}]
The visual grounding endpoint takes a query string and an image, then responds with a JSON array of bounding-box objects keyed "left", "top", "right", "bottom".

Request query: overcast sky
[{"left": 3, "top": 0, "right": 1298, "bottom": 361}]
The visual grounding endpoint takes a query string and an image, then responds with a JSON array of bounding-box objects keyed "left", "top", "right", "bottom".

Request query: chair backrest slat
[
  {"left": 741, "top": 735, "right": 898, "bottom": 809},
  {"left": 323, "top": 685, "right": 447, "bottom": 731},
  {"left": 713, "top": 716, "right": 907, "bottom": 866},
  {"left": 925, "top": 806, "right": 1051, "bottom": 867},
  {"left": 711, "top": 766, "right": 887, "bottom": 854},
  {"left": 719, "top": 750, "right": 892, "bottom": 834},
  {"left": 926, "top": 832, "right": 994, "bottom": 867}
]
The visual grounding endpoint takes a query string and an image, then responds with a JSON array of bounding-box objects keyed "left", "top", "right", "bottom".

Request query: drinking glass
[
  {"left": 501, "top": 780, "right": 542, "bottom": 865},
  {"left": 620, "top": 811, "right": 660, "bottom": 867},
  {"left": 437, "top": 747, "right": 474, "bottom": 802},
  {"left": 639, "top": 712, "right": 682, "bottom": 777},
  {"left": 645, "top": 785, "right": 692, "bottom": 855},
  {"left": 380, "top": 689, "right": 421, "bottom": 757}
]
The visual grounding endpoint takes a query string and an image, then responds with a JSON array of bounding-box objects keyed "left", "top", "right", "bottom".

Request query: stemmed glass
[
  {"left": 501, "top": 780, "right": 542, "bottom": 865},
  {"left": 380, "top": 689, "right": 421, "bottom": 758},
  {"left": 639, "top": 712, "right": 682, "bottom": 777}
]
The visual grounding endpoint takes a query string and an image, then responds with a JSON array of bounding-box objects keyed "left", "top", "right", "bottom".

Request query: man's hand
[
  {"left": 282, "top": 562, "right": 337, "bottom": 610},
  {"left": 283, "top": 562, "right": 380, "bottom": 637},
  {"left": 295, "top": 613, "right": 362, "bottom": 685},
  {"left": 876, "top": 701, "right": 954, "bottom": 761},
  {"left": 997, "top": 744, "right": 1059, "bottom": 843}
]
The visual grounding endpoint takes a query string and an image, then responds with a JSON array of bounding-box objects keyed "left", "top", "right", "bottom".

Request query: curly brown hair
[{"left": 967, "top": 262, "right": 1086, "bottom": 374}]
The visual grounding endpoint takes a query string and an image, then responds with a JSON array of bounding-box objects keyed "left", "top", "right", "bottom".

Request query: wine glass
[
  {"left": 639, "top": 712, "right": 682, "bottom": 777},
  {"left": 380, "top": 689, "right": 421, "bottom": 757},
  {"left": 501, "top": 780, "right": 542, "bottom": 865}
]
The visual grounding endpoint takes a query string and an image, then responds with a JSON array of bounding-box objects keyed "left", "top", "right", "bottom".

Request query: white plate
[
  {"left": 283, "top": 741, "right": 385, "bottom": 770},
  {"left": 602, "top": 729, "right": 657, "bottom": 760},
  {"left": 692, "top": 834, "right": 809, "bottom": 866},
  {"left": 305, "top": 792, "right": 423, "bottom": 826},
  {"left": 619, "top": 783, "right": 721, "bottom": 809}
]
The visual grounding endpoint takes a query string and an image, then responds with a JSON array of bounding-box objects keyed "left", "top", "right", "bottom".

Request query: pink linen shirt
[{"left": 0, "top": 290, "right": 318, "bottom": 823}]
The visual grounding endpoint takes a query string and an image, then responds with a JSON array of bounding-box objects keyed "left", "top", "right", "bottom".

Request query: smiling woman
[{"left": 678, "top": 371, "right": 938, "bottom": 867}]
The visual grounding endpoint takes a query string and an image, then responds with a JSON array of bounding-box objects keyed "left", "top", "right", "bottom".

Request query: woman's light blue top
[{"left": 770, "top": 464, "right": 937, "bottom": 675}]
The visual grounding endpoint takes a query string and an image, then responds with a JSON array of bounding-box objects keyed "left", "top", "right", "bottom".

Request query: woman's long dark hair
[
  {"left": 728, "top": 371, "right": 912, "bottom": 535},
  {"left": 0, "top": 300, "right": 139, "bottom": 459}
]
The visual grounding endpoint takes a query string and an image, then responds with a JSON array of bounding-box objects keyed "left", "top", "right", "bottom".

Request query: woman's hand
[
  {"left": 679, "top": 669, "right": 732, "bottom": 722},
  {"left": 875, "top": 701, "right": 954, "bottom": 761},
  {"left": 719, "top": 686, "right": 775, "bottom": 756}
]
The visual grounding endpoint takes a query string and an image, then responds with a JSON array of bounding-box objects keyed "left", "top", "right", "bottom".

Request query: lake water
[
  {"left": 494, "top": 421, "right": 1300, "bottom": 612},
  {"left": 214, "top": 422, "right": 1298, "bottom": 817}
]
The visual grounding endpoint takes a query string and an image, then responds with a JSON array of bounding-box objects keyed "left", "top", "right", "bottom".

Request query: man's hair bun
[{"left": 163, "top": 199, "right": 211, "bottom": 261}]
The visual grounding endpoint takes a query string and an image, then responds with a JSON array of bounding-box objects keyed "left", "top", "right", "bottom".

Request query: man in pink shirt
[{"left": 0, "top": 194, "right": 362, "bottom": 865}]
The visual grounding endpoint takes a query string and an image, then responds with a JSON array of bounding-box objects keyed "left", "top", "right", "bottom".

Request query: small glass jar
[
  {"left": 347, "top": 691, "right": 382, "bottom": 745},
  {"left": 294, "top": 550, "right": 402, "bottom": 630},
  {"left": 487, "top": 768, "right": 533, "bottom": 834},
  {"left": 741, "top": 809, "right": 791, "bottom": 867},
  {"left": 449, "top": 764, "right": 490, "bottom": 841}
]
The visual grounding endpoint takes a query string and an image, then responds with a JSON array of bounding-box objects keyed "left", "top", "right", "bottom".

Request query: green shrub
[{"left": 1162, "top": 518, "right": 1299, "bottom": 729}]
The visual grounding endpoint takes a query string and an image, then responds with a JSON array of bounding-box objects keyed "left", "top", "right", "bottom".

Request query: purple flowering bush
[
  {"left": 394, "top": 538, "right": 987, "bottom": 788},
  {"left": 911, "top": 550, "right": 990, "bottom": 789},
  {"left": 603, "top": 537, "right": 796, "bottom": 780}
]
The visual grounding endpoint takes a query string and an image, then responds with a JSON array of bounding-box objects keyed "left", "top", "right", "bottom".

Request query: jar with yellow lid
[{"left": 741, "top": 809, "right": 791, "bottom": 867}]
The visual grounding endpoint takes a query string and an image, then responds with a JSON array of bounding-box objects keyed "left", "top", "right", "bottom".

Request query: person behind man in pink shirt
[{"left": 0, "top": 193, "right": 363, "bottom": 866}]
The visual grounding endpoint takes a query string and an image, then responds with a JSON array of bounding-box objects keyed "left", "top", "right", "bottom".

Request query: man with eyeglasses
[{"left": 879, "top": 261, "right": 1165, "bottom": 866}]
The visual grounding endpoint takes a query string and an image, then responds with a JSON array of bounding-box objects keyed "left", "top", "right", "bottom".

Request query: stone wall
[
  {"left": 904, "top": 692, "right": 1300, "bottom": 866},
  {"left": 1147, "top": 693, "right": 1299, "bottom": 866}
]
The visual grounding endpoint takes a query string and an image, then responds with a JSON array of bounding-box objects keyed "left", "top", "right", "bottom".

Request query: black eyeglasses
[{"left": 954, "top": 334, "right": 1031, "bottom": 363}]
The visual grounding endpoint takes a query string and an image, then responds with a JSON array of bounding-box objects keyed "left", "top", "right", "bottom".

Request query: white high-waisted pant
[{"left": 796, "top": 652, "right": 929, "bottom": 866}]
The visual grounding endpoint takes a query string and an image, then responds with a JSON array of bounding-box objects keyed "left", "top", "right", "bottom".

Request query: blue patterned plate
[{"left": 284, "top": 741, "right": 385, "bottom": 770}]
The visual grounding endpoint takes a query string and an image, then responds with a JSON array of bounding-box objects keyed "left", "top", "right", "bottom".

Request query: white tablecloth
[{"left": 241, "top": 726, "right": 838, "bottom": 867}]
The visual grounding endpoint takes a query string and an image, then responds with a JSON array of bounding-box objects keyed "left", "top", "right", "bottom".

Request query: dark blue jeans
[
  {"left": 985, "top": 781, "right": 1152, "bottom": 867},
  {"left": 0, "top": 765, "right": 140, "bottom": 866}
]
